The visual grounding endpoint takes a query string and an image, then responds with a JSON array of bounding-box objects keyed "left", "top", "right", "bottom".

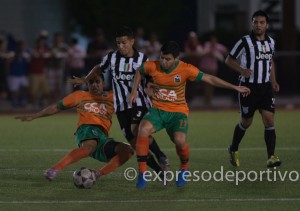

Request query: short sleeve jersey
[
  {"left": 140, "top": 60, "right": 203, "bottom": 116},
  {"left": 58, "top": 90, "right": 114, "bottom": 136}
]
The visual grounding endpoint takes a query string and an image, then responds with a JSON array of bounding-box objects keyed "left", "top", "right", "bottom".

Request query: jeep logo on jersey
[
  {"left": 115, "top": 72, "right": 134, "bottom": 81},
  {"left": 174, "top": 75, "right": 181, "bottom": 83},
  {"left": 256, "top": 52, "right": 272, "bottom": 60}
]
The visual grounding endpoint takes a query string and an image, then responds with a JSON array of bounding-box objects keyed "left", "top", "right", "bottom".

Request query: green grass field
[{"left": 1, "top": 110, "right": 300, "bottom": 210}]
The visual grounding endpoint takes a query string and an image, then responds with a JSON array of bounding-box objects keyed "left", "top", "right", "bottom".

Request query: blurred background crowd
[{"left": 0, "top": 0, "right": 299, "bottom": 111}]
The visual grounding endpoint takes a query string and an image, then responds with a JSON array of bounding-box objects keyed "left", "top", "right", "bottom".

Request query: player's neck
[
  {"left": 255, "top": 34, "right": 266, "bottom": 41},
  {"left": 123, "top": 48, "right": 135, "bottom": 57}
]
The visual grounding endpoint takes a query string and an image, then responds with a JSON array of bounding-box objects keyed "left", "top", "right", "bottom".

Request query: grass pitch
[{"left": 0, "top": 110, "right": 299, "bottom": 210}]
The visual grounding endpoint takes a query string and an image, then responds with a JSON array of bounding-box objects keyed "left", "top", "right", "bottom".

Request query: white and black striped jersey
[
  {"left": 99, "top": 49, "right": 151, "bottom": 112},
  {"left": 229, "top": 32, "right": 275, "bottom": 84}
]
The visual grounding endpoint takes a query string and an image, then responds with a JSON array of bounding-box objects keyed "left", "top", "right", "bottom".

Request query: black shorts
[
  {"left": 116, "top": 107, "right": 149, "bottom": 142},
  {"left": 239, "top": 82, "right": 275, "bottom": 118},
  {"left": 103, "top": 140, "right": 119, "bottom": 160}
]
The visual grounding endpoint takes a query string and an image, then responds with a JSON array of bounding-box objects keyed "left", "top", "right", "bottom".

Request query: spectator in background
[
  {"left": 183, "top": 31, "right": 204, "bottom": 103},
  {"left": 38, "top": 30, "right": 50, "bottom": 48},
  {"left": 134, "top": 27, "right": 146, "bottom": 51},
  {"left": 66, "top": 37, "right": 86, "bottom": 91},
  {"left": 7, "top": 40, "right": 30, "bottom": 107},
  {"left": 0, "top": 38, "right": 15, "bottom": 100},
  {"left": 47, "top": 32, "right": 69, "bottom": 101},
  {"left": 29, "top": 37, "right": 51, "bottom": 108},
  {"left": 143, "top": 32, "right": 161, "bottom": 60},
  {"left": 200, "top": 34, "right": 228, "bottom": 106},
  {"left": 86, "top": 28, "right": 111, "bottom": 70}
]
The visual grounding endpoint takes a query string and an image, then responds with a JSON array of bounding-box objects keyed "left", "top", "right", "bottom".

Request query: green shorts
[
  {"left": 75, "top": 124, "right": 113, "bottom": 163},
  {"left": 143, "top": 108, "right": 188, "bottom": 135}
]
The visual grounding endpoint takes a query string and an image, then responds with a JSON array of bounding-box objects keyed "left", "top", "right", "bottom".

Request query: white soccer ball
[{"left": 73, "top": 167, "right": 97, "bottom": 189}]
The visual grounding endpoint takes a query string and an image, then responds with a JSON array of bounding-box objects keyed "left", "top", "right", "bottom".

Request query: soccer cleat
[
  {"left": 43, "top": 168, "right": 58, "bottom": 181},
  {"left": 92, "top": 170, "right": 101, "bottom": 179},
  {"left": 176, "top": 169, "right": 188, "bottom": 187},
  {"left": 159, "top": 156, "right": 170, "bottom": 172},
  {"left": 136, "top": 172, "right": 147, "bottom": 189},
  {"left": 267, "top": 155, "right": 282, "bottom": 168},
  {"left": 228, "top": 146, "right": 240, "bottom": 167}
]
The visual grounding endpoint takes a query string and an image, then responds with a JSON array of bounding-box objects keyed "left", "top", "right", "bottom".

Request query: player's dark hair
[
  {"left": 161, "top": 41, "right": 180, "bottom": 58},
  {"left": 252, "top": 10, "right": 269, "bottom": 23},
  {"left": 91, "top": 66, "right": 104, "bottom": 81},
  {"left": 115, "top": 26, "right": 134, "bottom": 39}
]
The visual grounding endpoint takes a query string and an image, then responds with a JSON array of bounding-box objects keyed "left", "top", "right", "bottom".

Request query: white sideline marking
[
  {"left": 0, "top": 198, "right": 300, "bottom": 204},
  {"left": 0, "top": 147, "right": 299, "bottom": 152}
]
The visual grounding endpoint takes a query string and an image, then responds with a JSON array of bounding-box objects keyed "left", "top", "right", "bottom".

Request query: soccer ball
[{"left": 73, "top": 167, "right": 97, "bottom": 189}]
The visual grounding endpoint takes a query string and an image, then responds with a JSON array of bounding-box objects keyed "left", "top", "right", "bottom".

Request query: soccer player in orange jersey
[
  {"left": 128, "top": 41, "right": 250, "bottom": 189},
  {"left": 15, "top": 69, "right": 133, "bottom": 182}
]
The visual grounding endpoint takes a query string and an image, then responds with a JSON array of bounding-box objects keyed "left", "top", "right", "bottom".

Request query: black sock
[
  {"left": 146, "top": 154, "right": 162, "bottom": 172},
  {"left": 230, "top": 123, "right": 246, "bottom": 151},
  {"left": 265, "top": 127, "right": 276, "bottom": 158},
  {"left": 149, "top": 138, "right": 166, "bottom": 160}
]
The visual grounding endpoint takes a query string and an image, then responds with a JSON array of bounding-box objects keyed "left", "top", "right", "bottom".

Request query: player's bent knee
[{"left": 116, "top": 143, "right": 134, "bottom": 155}]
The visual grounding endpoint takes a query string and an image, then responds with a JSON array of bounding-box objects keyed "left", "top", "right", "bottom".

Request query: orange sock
[
  {"left": 136, "top": 136, "right": 149, "bottom": 173},
  {"left": 99, "top": 150, "right": 133, "bottom": 175},
  {"left": 176, "top": 143, "right": 190, "bottom": 170},
  {"left": 52, "top": 147, "right": 91, "bottom": 171}
]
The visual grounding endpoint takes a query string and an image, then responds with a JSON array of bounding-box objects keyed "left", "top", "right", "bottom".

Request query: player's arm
[
  {"left": 270, "top": 59, "right": 280, "bottom": 92},
  {"left": 225, "top": 55, "right": 251, "bottom": 78},
  {"left": 69, "top": 65, "right": 102, "bottom": 86},
  {"left": 15, "top": 103, "right": 61, "bottom": 122},
  {"left": 128, "top": 68, "right": 143, "bottom": 106},
  {"left": 201, "top": 73, "right": 250, "bottom": 96}
]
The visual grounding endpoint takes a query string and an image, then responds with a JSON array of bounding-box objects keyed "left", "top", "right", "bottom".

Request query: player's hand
[
  {"left": 68, "top": 76, "right": 85, "bottom": 86},
  {"left": 236, "top": 86, "right": 251, "bottom": 97},
  {"left": 241, "top": 68, "right": 251, "bottom": 78},
  {"left": 15, "top": 115, "right": 35, "bottom": 122},
  {"left": 128, "top": 91, "right": 138, "bottom": 107},
  {"left": 272, "top": 82, "right": 280, "bottom": 92},
  {"left": 144, "top": 82, "right": 159, "bottom": 97}
]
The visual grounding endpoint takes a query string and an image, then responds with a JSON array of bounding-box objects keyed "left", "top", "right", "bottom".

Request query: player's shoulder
[
  {"left": 178, "top": 60, "right": 197, "bottom": 70},
  {"left": 266, "top": 34, "right": 275, "bottom": 43},
  {"left": 71, "top": 90, "right": 87, "bottom": 96},
  {"left": 143, "top": 60, "right": 160, "bottom": 68}
]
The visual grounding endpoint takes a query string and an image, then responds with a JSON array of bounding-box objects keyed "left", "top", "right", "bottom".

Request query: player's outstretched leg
[{"left": 44, "top": 146, "right": 91, "bottom": 181}]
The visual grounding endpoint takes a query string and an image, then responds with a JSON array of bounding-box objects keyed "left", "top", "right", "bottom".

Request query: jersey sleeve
[
  {"left": 140, "top": 61, "right": 155, "bottom": 77},
  {"left": 99, "top": 52, "right": 112, "bottom": 72},
  {"left": 186, "top": 63, "right": 203, "bottom": 82},
  {"left": 57, "top": 91, "right": 82, "bottom": 110},
  {"left": 229, "top": 38, "right": 244, "bottom": 60}
]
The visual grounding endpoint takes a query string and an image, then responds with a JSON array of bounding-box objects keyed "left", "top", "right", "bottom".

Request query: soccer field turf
[{"left": 1, "top": 110, "right": 299, "bottom": 210}]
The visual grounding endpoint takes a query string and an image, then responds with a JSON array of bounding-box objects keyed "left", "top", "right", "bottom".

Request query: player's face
[
  {"left": 87, "top": 76, "right": 104, "bottom": 96},
  {"left": 252, "top": 16, "right": 268, "bottom": 36},
  {"left": 160, "top": 53, "right": 178, "bottom": 70},
  {"left": 116, "top": 36, "right": 135, "bottom": 56}
]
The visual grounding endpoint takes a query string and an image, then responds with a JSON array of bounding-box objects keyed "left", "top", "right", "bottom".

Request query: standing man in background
[{"left": 226, "top": 10, "right": 281, "bottom": 168}]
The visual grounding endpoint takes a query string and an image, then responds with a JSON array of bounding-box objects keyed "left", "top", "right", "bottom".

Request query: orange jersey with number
[
  {"left": 58, "top": 90, "right": 114, "bottom": 135},
  {"left": 140, "top": 60, "right": 203, "bottom": 116}
]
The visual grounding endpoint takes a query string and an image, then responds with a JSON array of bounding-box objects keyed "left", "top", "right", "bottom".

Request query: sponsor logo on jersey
[
  {"left": 115, "top": 72, "right": 135, "bottom": 81},
  {"left": 256, "top": 52, "right": 272, "bottom": 60},
  {"left": 84, "top": 102, "right": 107, "bottom": 115},
  {"left": 155, "top": 89, "right": 177, "bottom": 102}
]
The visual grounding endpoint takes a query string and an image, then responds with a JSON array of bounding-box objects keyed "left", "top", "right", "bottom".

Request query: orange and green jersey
[
  {"left": 140, "top": 60, "right": 203, "bottom": 116},
  {"left": 57, "top": 90, "right": 114, "bottom": 136}
]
